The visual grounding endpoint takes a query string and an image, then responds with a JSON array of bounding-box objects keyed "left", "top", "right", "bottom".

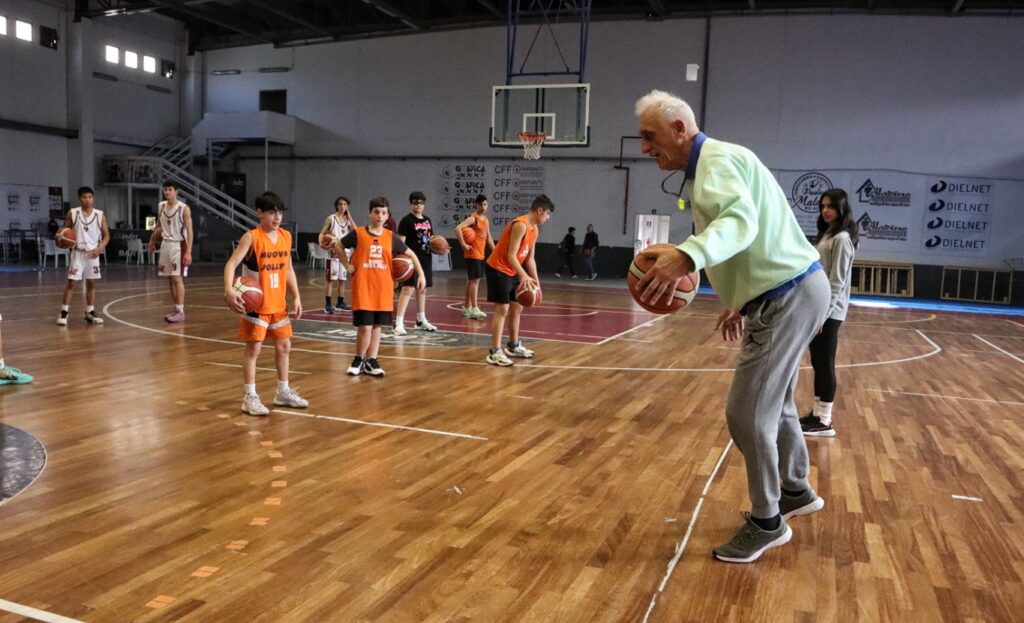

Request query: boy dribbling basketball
[
  {"left": 224, "top": 192, "right": 308, "bottom": 416},
  {"left": 56, "top": 186, "right": 110, "bottom": 326},
  {"left": 336, "top": 197, "right": 425, "bottom": 377},
  {"left": 484, "top": 194, "right": 554, "bottom": 366}
]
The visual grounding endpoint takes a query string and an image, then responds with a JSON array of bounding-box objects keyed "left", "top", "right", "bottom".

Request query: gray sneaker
[
  {"left": 779, "top": 489, "right": 825, "bottom": 520},
  {"left": 712, "top": 513, "right": 792, "bottom": 563}
]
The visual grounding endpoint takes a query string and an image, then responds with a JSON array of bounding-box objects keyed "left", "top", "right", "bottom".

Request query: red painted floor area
[{"left": 303, "top": 294, "right": 661, "bottom": 344}]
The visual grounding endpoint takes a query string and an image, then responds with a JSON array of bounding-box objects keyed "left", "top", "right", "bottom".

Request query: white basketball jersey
[
  {"left": 69, "top": 207, "right": 103, "bottom": 251},
  {"left": 159, "top": 200, "right": 188, "bottom": 242},
  {"left": 328, "top": 213, "right": 352, "bottom": 239}
]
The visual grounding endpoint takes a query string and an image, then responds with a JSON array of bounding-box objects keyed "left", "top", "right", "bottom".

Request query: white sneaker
[
  {"left": 241, "top": 394, "right": 270, "bottom": 416},
  {"left": 470, "top": 307, "right": 487, "bottom": 319},
  {"left": 56, "top": 311, "right": 68, "bottom": 326},
  {"left": 85, "top": 311, "right": 104, "bottom": 325},
  {"left": 416, "top": 319, "right": 437, "bottom": 332},
  {"left": 393, "top": 324, "right": 408, "bottom": 336},
  {"left": 346, "top": 356, "right": 364, "bottom": 376},
  {"left": 273, "top": 387, "right": 308, "bottom": 408},
  {"left": 461, "top": 306, "right": 472, "bottom": 318},
  {"left": 486, "top": 350, "right": 514, "bottom": 367},
  {"left": 505, "top": 343, "right": 534, "bottom": 358}
]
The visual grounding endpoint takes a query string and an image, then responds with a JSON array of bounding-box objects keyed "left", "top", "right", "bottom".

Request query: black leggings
[{"left": 808, "top": 318, "right": 843, "bottom": 402}]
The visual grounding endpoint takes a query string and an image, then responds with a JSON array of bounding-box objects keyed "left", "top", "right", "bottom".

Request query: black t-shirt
[
  {"left": 583, "top": 231, "right": 599, "bottom": 249},
  {"left": 340, "top": 227, "right": 409, "bottom": 255},
  {"left": 398, "top": 214, "right": 433, "bottom": 256}
]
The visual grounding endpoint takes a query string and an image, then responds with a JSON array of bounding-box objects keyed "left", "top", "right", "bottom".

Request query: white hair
[{"left": 634, "top": 89, "right": 697, "bottom": 129}]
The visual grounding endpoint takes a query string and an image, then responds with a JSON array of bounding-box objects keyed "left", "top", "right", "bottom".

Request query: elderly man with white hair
[{"left": 634, "top": 89, "right": 830, "bottom": 563}]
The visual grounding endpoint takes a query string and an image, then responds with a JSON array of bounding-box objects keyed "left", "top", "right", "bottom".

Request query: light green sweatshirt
[{"left": 677, "top": 137, "right": 819, "bottom": 310}]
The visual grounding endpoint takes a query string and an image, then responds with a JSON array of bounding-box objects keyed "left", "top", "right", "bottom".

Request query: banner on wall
[
  {"left": 775, "top": 168, "right": 1015, "bottom": 268},
  {"left": 1, "top": 182, "right": 55, "bottom": 231},
  {"left": 436, "top": 163, "right": 545, "bottom": 236}
]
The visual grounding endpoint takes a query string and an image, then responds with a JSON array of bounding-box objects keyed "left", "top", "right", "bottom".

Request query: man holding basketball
[{"left": 634, "top": 90, "right": 830, "bottom": 564}]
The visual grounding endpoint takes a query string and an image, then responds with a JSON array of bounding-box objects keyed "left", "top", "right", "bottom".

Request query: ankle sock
[
  {"left": 244, "top": 383, "right": 257, "bottom": 396},
  {"left": 325, "top": 296, "right": 331, "bottom": 307},
  {"left": 61, "top": 305, "right": 69, "bottom": 312},
  {"left": 277, "top": 380, "right": 289, "bottom": 392},
  {"left": 751, "top": 514, "right": 781, "bottom": 531}
]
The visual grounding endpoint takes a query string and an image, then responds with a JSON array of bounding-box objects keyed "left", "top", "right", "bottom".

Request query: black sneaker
[
  {"left": 362, "top": 358, "right": 385, "bottom": 377},
  {"left": 346, "top": 356, "right": 364, "bottom": 376},
  {"left": 798, "top": 412, "right": 816, "bottom": 426},
  {"left": 84, "top": 311, "right": 104, "bottom": 325},
  {"left": 337, "top": 301, "right": 352, "bottom": 311},
  {"left": 801, "top": 414, "right": 835, "bottom": 437}
]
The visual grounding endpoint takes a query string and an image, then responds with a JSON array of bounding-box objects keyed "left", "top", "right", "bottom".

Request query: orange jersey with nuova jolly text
[
  {"left": 351, "top": 227, "right": 395, "bottom": 311},
  {"left": 486, "top": 215, "right": 537, "bottom": 276},
  {"left": 242, "top": 227, "right": 292, "bottom": 314}
]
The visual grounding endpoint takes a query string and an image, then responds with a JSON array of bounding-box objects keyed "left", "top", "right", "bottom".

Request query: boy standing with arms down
[
  {"left": 150, "top": 181, "right": 193, "bottom": 323},
  {"left": 57, "top": 187, "right": 110, "bottom": 326},
  {"left": 336, "top": 197, "right": 425, "bottom": 377},
  {"left": 224, "top": 191, "right": 308, "bottom": 416},
  {"left": 394, "top": 191, "right": 437, "bottom": 335},
  {"left": 454, "top": 194, "right": 495, "bottom": 320},
  {"left": 484, "top": 194, "right": 554, "bottom": 366},
  {"left": 318, "top": 196, "right": 357, "bottom": 313}
]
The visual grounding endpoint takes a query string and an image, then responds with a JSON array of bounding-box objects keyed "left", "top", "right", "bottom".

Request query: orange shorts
[{"left": 238, "top": 312, "right": 293, "bottom": 342}]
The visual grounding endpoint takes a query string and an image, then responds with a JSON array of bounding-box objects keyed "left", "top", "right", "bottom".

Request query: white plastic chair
[
  {"left": 125, "top": 238, "right": 144, "bottom": 265},
  {"left": 306, "top": 242, "right": 317, "bottom": 267},
  {"left": 41, "top": 238, "right": 69, "bottom": 268},
  {"left": 310, "top": 243, "right": 329, "bottom": 269}
]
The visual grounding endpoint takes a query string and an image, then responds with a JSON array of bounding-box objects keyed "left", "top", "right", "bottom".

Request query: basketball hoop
[{"left": 518, "top": 132, "right": 547, "bottom": 160}]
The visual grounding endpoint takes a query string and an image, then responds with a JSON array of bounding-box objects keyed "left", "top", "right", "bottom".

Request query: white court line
[
  {"left": 614, "top": 337, "right": 654, "bottom": 343},
  {"left": 952, "top": 495, "right": 984, "bottom": 502},
  {"left": 973, "top": 334, "right": 1024, "bottom": 364},
  {"left": 273, "top": 409, "right": 488, "bottom": 441},
  {"left": 442, "top": 302, "right": 600, "bottom": 319},
  {"left": 866, "top": 388, "right": 1024, "bottom": 407},
  {"left": 642, "top": 440, "right": 733, "bottom": 623},
  {"left": 0, "top": 599, "right": 84, "bottom": 623},
  {"left": 508, "top": 395, "right": 535, "bottom": 400},
  {"left": 104, "top": 294, "right": 944, "bottom": 373},
  {"left": 596, "top": 314, "right": 670, "bottom": 346},
  {"left": 1006, "top": 319, "right": 1024, "bottom": 328},
  {"left": 204, "top": 362, "right": 312, "bottom": 376}
]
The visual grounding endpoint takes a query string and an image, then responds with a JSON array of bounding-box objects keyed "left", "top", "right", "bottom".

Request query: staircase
[{"left": 159, "top": 159, "right": 259, "bottom": 231}]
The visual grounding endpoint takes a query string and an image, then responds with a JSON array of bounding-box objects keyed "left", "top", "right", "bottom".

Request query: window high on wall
[
  {"left": 143, "top": 55, "right": 156, "bottom": 73},
  {"left": 124, "top": 50, "right": 138, "bottom": 69},
  {"left": 0, "top": 16, "right": 7, "bottom": 36},
  {"left": 15, "top": 19, "right": 31, "bottom": 42},
  {"left": 105, "top": 44, "right": 119, "bottom": 63}
]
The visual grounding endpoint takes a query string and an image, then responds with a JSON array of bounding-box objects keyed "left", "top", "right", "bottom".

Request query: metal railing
[{"left": 160, "top": 159, "right": 259, "bottom": 231}]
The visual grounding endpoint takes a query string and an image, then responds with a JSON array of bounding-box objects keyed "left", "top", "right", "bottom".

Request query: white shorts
[
  {"left": 326, "top": 249, "right": 352, "bottom": 281},
  {"left": 68, "top": 249, "right": 101, "bottom": 281},
  {"left": 159, "top": 240, "right": 189, "bottom": 277}
]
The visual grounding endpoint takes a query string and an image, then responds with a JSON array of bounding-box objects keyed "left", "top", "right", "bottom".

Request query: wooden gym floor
[{"left": 0, "top": 263, "right": 1022, "bottom": 622}]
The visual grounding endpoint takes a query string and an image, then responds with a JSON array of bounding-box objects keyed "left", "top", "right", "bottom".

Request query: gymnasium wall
[{"left": 203, "top": 14, "right": 1024, "bottom": 272}]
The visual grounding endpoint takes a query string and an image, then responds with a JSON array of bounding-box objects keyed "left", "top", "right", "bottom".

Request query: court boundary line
[
  {"left": 272, "top": 409, "right": 488, "bottom": 441},
  {"left": 0, "top": 598, "right": 84, "bottom": 623},
  {"left": 102, "top": 294, "right": 945, "bottom": 373},
  {"left": 204, "top": 362, "right": 312, "bottom": 376},
  {"left": 866, "top": 388, "right": 1024, "bottom": 407},
  {"left": 642, "top": 440, "right": 734, "bottom": 623},
  {"left": 973, "top": 334, "right": 1024, "bottom": 364}
]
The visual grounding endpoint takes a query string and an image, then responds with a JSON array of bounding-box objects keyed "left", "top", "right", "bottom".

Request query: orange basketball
[
  {"left": 151, "top": 228, "right": 163, "bottom": 246},
  {"left": 56, "top": 228, "right": 76, "bottom": 250},
  {"left": 515, "top": 282, "right": 542, "bottom": 308},
  {"left": 232, "top": 276, "right": 263, "bottom": 314},
  {"left": 391, "top": 256, "right": 415, "bottom": 282},
  {"left": 460, "top": 227, "right": 477, "bottom": 246},
  {"left": 627, "top": 245, "right": 699, "bottom": 314},
  {"left": 319, "top": 233, "right": 335, "bottom": 250},
  {"left": 428, "top": 235, "right": 450, "bottom": 254}
]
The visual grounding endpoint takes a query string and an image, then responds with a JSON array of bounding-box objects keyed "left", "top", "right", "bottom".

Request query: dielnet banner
[{"left": 775, "top": 169, "right": 1018, "bottom": 268}]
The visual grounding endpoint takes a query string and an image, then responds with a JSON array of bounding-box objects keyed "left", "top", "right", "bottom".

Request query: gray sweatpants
[{"left": 725, "top": 269, "right": 830, "bottom": 518}]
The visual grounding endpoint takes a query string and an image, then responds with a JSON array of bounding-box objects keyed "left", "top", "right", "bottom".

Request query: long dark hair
[{"left": 816, "top": 188, "right": 858, "bottom": 246}]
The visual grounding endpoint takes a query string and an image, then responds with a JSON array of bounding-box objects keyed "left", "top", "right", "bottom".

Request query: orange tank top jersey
[
  {"left": 351, "top": 227, "right": 395, "bottom": 311},
  {"left": 465, "top": 215, "right": 489, "bottom": 260},
  {"left": 242, "top": 227, "right": 292, "bottom": 314},
  {"left": 486, "top": 215, "right": 537, "bottom": 276}
]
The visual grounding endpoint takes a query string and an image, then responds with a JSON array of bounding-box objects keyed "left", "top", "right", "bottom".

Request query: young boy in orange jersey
[
  {"left": 454, "top": 194, "right": 495, "bottom": 320},
  {"left": 224, "top": 191, "right": 309, "bottom": 416},
  {"left": 336, "top": 196, "right": 426, "bottom": 377},
  {"left": 484, "top": 194, "right": 554, "bottom": 366}
]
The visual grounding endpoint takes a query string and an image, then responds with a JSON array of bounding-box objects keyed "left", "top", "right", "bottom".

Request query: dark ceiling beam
[
  {"left": 238, "top": 0, "right": 335, "bottom": 38},
  {"left": 951, "top": 0, "right": 965, "bottom": 12},
  {"left": 79, "top": 0, "right": 216, "bottom": 19},
  {"left": 749, "top": 0, "right": 756, "bottom": 9},
  {"left": 359, "top": 0, "right": 424, "bottom": 30},
  {"left": 647, "top": 0, "right": 670, "bottom": 17},
  {"left": 473, "top": 0, "right": 505, "bottom": 19},
  {"left": 150, "top": 0, "right": 276, "bottom": 44}
]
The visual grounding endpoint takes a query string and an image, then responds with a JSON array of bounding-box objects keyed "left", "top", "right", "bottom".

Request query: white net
[{"left": 518, "top": 132, "right": 546, "bottom": 160}]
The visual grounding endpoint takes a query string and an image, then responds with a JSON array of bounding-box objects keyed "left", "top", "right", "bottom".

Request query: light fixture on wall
[
  {"left": 161, "top": 59, "right": 176, "bottom": 78},
  {"left": 39, "top": 25, "right": 58, "bottom": 49},
  {"left": 686, "top": 64, "right": 700, "bottom": 82},
  {"left": 147, "top": 85, "right": 172, "bottom": 94},
  {"left": 258, "top": 66, "right": 290, "bottom": 73},
  {"left": 211, "top": 69, "right": 241, "bottom": 75},
  {"left": 92, "top": 71, "right": 118, "bottom": 82}
]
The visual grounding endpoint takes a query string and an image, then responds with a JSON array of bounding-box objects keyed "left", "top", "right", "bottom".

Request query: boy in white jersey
[
  {"left": 57, "top": 187, "right": 111, "bottom": 326},
  {"left": 317, "top": 195, "right": 357, "bottom": 313},
  {"left": 148, "top": 181, "right": 194, "bottom": 323}
]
